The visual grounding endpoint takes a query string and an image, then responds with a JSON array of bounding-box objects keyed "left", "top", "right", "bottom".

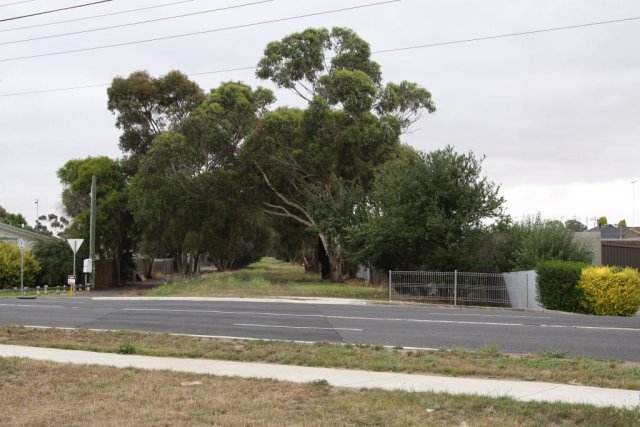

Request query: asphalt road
[{"left": 1, "top": 297, "right": 639, "bottom": 361}]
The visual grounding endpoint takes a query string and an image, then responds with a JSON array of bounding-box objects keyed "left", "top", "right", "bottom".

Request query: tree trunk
[
  {"left": 318, "top": 233, "right": 343, "bottom": 282},
  {"left": 317, "top": 236, "right": 331, "bottom": 279}
]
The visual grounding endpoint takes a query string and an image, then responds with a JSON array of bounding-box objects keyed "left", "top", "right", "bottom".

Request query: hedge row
[{"left": 536, "top": 260, "right": 640, "bottom": 317}]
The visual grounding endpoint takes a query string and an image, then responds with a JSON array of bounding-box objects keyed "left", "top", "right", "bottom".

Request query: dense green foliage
[
  {"left": 536, "top": 260, "right": 587, "bottom": 312},
  {"left": 0, "top": 242, "right": 40, "bottom": 288},
  {"left": 57, "top": 156, "right": 134, "bottom": 283},
  {"left": 344, "top": 146, "right": 504, "bottom": 271},
  {"left": 564, "top": 219, "right": 586, "bottom": 232},
  {"left": 107, "top": 70, "right": 205, "bottom": 174},
  {"left": 31, "top": 238, "right": 73, "bottom": 287},
  {"left": 493, "top": 215, "right": 592, "bottom": 272},
  {"left": 129, "top": 81, "right": 274, "bottom": 271},
  {"left": 0, "top": 205, "right": 30, "bottom": 229},
  {"left": 578, "top": 266, "right": 640, "bottom": 316}
]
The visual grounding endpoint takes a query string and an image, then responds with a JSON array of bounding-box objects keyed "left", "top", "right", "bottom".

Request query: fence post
[
  {"left": 526, "top": 273, "right": 529, "bottom": 309},
  {"left": 454, "top": 270, "right": 458, "bottom": 306},
  {"left": 388, "top": 270, "right": 392, "bottom": 302}
]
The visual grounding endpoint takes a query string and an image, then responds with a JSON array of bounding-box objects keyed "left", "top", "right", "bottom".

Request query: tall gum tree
[{"left": 246, "top": 27, "right": 435, "bottom": 281}]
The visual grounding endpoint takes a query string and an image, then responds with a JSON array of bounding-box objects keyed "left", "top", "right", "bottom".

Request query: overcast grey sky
[{"left": 1, "top": 0, "right": 639, "bottom": 228}]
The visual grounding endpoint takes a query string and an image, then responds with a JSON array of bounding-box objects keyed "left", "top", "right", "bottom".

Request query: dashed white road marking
[{"left": 234, "top": 323, "right": 363, "bottom": 331}]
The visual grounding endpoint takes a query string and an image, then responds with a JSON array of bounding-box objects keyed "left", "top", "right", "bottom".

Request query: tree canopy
[
  {"left": 344, "top": 146, "right": 505, "bottom": 271},
  {"left": 248, "top": 27, "right": 436, "bottom": 281}
]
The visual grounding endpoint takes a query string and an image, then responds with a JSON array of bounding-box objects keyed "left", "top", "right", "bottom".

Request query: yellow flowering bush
[
  {"left": 0, "top": 242, "right": 40, "bottom": 288},
  {"left": 578, "top": 266, "right": 640, "bottom": 316}
]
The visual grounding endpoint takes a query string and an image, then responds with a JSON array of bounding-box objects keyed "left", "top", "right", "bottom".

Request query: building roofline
[{"left": 0, "top": 222, "right": 58, "bottom": 242}]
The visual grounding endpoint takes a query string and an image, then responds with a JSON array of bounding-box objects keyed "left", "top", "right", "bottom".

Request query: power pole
[
  {"left": 34, "top": 199, "right": 38, "bottom": 234},
  {"left": 90, "top": 175, "right": 97, "bottom": 289},
  {"left": 632, "top": 180, "right": 637, "bottom": 227}
]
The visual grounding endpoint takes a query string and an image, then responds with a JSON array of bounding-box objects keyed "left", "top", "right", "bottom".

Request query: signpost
[
  {"left": 67, "top": 239, "right": 84, "bottom": 297},
  {"left": 18, "top": 239, "right": 24, "bottom": 295}
]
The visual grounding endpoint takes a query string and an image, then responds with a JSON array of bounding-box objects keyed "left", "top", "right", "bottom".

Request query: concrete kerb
[{"left": 0, "top": 344, "right": 638, "bottom": 409}]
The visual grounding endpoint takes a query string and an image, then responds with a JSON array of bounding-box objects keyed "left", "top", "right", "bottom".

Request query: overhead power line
[
  {"left": 0, "top": 0, "right": 35, "bottom": 8},
  {"left": 0, "top": 0, "right": 113, "bottom": 23},
  {"left": 0, "top": 0, "right": 402, "bottom": 62},
  {"left": 0, "top": 0, "right": 275, "bottom": 46},
  {"left": 0, "top": 0, "right": 197, "bottom": 33},
  {"left": 372, "top": 15, "right": 640, "bottom": 55},
  {"left": 1, "top": 13, "right": 638, "bottom": 98}
]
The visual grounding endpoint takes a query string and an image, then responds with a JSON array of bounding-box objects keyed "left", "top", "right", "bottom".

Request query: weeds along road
[{"left": 1, "top": 297, "right": 639, "bottom": 361}]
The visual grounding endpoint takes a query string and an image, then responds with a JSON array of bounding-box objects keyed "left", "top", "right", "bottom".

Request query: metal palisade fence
[{"left": 389, "top": 270, "right": 541, "bottom": 310}]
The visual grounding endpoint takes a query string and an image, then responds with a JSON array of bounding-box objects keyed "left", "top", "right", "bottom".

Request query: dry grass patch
[
  {"left": 2, "top": 327, "right": 639, "bottom": 390},
  {"left": 0, "top": 358, "right": 638, "bottom": 426}
]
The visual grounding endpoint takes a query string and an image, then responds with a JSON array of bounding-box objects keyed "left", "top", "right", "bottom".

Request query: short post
[
  {"left": 36, "top": 286, "right": 40, "bottom": 295},
  {"left": 56, "top": 286, "right": 60, "bottom": 295},
  {"left": 454, "top": 270, "right": 458, "bottom": 306},
  {"left": 13, "top": 287, "right": 16, "bottom": 295},
  {"left": 388, "top": 270, "right": 392, "bottom": 302},
  {"left": 44, "top": 285, "right": 48, "bottom": 295},
  {"left": 19, "top": 240, "right": 24, "bottom": 295}
]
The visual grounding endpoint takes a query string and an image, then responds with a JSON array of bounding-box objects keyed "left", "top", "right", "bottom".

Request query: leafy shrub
[
  {"left": 117, "top": 342, "right": 136, "bottom": 354},
  {"left": 494, "top": 215, "right": 592, "bottom": 272},
  {"left": 0, "top": 242, "right": 40, "bottom": 289},
  {"left": 536, "top": 260, "right": 587, "bottom": 312},
  {"left": 31, "top": 239, "right": 73, "bottom": 287},
  {"left": 578, "top": 266, "right": 640, "bottom": 316}
]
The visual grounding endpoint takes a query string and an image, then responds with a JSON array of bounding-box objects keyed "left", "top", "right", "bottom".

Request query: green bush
[
  {"left": 536, "top": 260, "right": 587, "bottom": 312},
  {"left": 578, "top": 266, "right": 640, "bottom": 316},
  {"left": 0, "top": 242, "right": 40, "bottom": 289},
  {"left": 32, "top": 239, "right": 73, "bottom": 287}
]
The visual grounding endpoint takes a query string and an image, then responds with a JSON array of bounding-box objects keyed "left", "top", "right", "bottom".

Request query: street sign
[
  {"left": 67, "top": 239, "right": 84, "bottom": 254},
  {"left": 67, "top": 275, "right": 76, "bottom": 286}
]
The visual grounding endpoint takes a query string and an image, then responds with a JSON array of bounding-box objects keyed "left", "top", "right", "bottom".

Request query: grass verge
[
  {"left": 1, "top": 358, "right": 638, "bottom": 426},
  {"left": 1, "top": 327, "right": 639, "bottom": 390},
  {"left": 145, "top": 257, "right": 388, "bottom": 300}
]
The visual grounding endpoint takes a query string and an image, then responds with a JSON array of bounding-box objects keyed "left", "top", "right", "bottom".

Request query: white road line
[
  {"left": 234, "top": 323, "right": 363, "bottom": 331},
  {"left": 540, "top": 324, "right": 640, "bottom": 332},
  {"left": 428, "top": 312, "right": 551, "bottom": 319},
  {"left": 0, "top": 303, "right": 67, "bottom": 309}
]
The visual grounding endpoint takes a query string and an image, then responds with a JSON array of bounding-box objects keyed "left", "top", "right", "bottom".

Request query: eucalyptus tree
[
  {"left": 129, "top": 82, "right": 275, "bottom": 272},
  {"left": 246, "top": 27, "right": 435, "bottom": 281}
]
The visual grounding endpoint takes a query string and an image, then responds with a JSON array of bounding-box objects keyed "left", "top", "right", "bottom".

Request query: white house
[{"left": 0, "top": 222, "right": 54, "bottom": 250}]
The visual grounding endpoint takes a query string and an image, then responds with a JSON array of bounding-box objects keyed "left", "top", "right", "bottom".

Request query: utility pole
[
  {"left": 89, "top": 175, "right": 97, "bottom": 289},
  {"left": 632, "top": 180, "right": 637, "bottom": 227},
  {"left": 34, "top": 199, "right": 38, "bottom": 234}
]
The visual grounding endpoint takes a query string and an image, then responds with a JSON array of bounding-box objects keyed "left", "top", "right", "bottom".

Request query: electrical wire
[
  {"left": 0, "top": 0, "right": 35, "bottom": 8},
  {"left": 0, "top": 1, "right": 113, "bottom": 23},
  {"left": 0, "top": 0, "right": 401, "bottom": 62},
  {"left": 0, "top": 0, "right": 197, "bottom": 33},
  {"left": 1, "top": 12, "right": 638, "bottom": 97},
  {"left": 373, "top": 15, "right": 640, "bottom": 55},
  {"left": 0, "top": 0, "right": 275, "bottom": 46}
]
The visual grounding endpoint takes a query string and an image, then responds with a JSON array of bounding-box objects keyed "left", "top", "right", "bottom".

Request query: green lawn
[{"left": 146, "top": 257, "right": 388, "bottom": 300}]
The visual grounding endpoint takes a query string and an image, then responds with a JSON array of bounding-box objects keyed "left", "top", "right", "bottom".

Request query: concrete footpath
[{"left": 1, "top": 345, "right": 638, "bottom": 409}]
